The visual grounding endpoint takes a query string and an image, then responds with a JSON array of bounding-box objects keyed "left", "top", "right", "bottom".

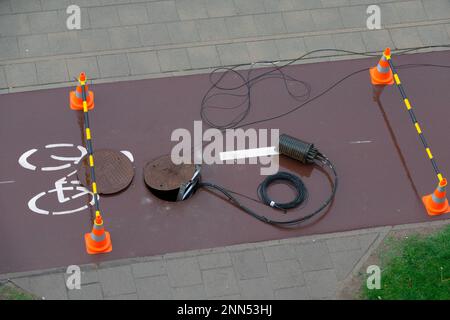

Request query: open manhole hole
[{"left": 144, "top": 155, "right": 200, "bottom": 202}]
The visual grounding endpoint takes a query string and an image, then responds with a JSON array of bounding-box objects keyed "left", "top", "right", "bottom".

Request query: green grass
[
  {"left": 362, "top": 225, "right": 450, "bottom": 300},
  {"left": 0, "top": 282, "right": 36, "bottom": 300}
]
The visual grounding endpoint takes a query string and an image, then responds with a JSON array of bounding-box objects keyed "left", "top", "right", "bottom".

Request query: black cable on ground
[
  {"left": 200, "top": 153, "right": 338, "bottom": 227},
  {"left": 200, "top": 45, "right": 450, "bottom": 130},
  {"left": 197, "top": 44, "right": 450, "bottom": 227}
]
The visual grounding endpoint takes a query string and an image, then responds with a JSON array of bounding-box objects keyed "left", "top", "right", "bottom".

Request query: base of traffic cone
[
  {"left": 70, "top": 90, "right": 95, "bottom": 111},
  {"left": 84, "top": 231, "right": 112, "bottom": 254},
  {"left": 422, "top": 194, "right": 450, "bottom": 216},
  {"left": 370, "top": 67, "right": 394, "bottom": 86}
]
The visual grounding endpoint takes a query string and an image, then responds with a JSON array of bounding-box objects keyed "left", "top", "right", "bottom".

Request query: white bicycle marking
[
  {"left": 18, "top": 144, "right": 133, "bottom": 216},
  {"left": 18, "top": 149, "right": 38, "bottom": 171}
]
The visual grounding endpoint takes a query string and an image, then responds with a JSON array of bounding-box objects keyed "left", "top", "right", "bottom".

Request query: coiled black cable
[
  {"left": 199, "top": 153, "right": 337, "bottom": 227},
  {"left": 257, "top": 172, "right": 308, "bottom": 211}
]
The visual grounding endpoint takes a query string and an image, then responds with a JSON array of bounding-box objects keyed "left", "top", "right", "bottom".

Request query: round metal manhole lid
[
  {"left": 144, "top": 155, "right": 196, "bottom": 191},
  {"left": 77, "top": 149, "right": 134, "bottom": 195}
]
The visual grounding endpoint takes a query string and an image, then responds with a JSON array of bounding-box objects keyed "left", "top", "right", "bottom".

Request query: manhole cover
[
  {"left": 77, "top": 149, "right": 134, "bottom": 195},
  {"left": 144, "top": 155, "right": 198, "bottom": 201}
]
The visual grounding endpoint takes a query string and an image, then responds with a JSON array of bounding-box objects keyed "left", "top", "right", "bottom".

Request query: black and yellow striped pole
[
  {"left": 385, "top": 54, "right": 449, "bottom": 216},
  {"left": 70, "top": 72, "right": 112, "bottom": 254},
  {"left": 386, "top": 56, "right": 444, "bottom": 183},
  {"left": 78, "top": 73, "right": 101, "bottom": 219}
]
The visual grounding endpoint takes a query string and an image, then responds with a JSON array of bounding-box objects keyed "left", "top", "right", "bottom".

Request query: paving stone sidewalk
[
  {"left": 0, "top": 0, "right": 449, "bottom": 93},
  {"left": 2, "top": 220, "right": 448, "bottom": 300}
]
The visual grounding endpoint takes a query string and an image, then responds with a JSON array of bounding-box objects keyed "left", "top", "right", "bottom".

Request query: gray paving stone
[
  {"left": 234, "top": 0, "right": 266, "bottom": 15},
  {"left": 330, "top": 249, "right": 363, "bottom": 280},
  {"left": 209, "top": 294, "right": 241, "bottom": 300},
  {"left": 68, "top": 283, "right": 103, "bottom": 300},
  {"left": 147, "top": 1, "right": 179, "bottom": 23},
  {"left": 263, "top": 244, "right": 298, "bottom": 262},
  {"left": 232, "top": 249, "right": 268, "bottom": 280},
  {"left": 275, "top": 37, "right": 307, "bottom": 60},
  {"left": 304, "top": 34, "right": 336, "bottom": 57},
  {"left": 282, "top": 10, "right": 315, "bottom": 33},
  {"left": 390, "top": 27, "right": 423, "bottom": 49},
  {"left": 217, "top": 42, "right": 251, "bottom": 65},
  {"left": 267, "top": 259, "right": 305, "bottom": 289},
  {"left": 109, "top": 26, "right": 141, "bottom": 49},
  {"left": 225, "top": 15, "right": 258, "bottom": 38},
  {"left": 0, "top": 67, "right": 7, "bottom": 89},
  {"left": 239, "top": 278, "right": 274, "bottom": 300},
  {"left": 338, "top": 5, "right": 366, "bottom": 28},
  {"left": 203, "top": 267, "right": 239, "bottom": 298},
  {"left": 166, "top": 257, "right": 202, "bottom": 287},
  {"left": 264, "top": 0, "right": 295, "bottom": 12},
  {"left": 98, "top": 266, "right": 136, "bottom": 297},
  {"left": 310, "top": 7, "right": 343, "bottom": 31},
  {"left": 173, "top": 284, "right": 207, "bottom": 300},
  {"left": 247, "top": 40, "right": 280, "bottom": 62},
  {"left": 361, "top": 30, "right": 394, "bottom": 52},
  {"left": 422, "top": 0, "right": 450, "bottom": 20},
  {"left": 36, "top": 59, "right": 69, "bottom": 84},
  {"left": 167, "top": 21, "right": 200, "bottom": 44},
  {"left": 106, "top": 293, "right": 138, "bottom": 299},
  {"left": 0, "top": 14, "right": 30, "bottom": 37},
  {"left": 79, "top": 29, "right": 112, "bottom": 52},
  {"left": 198, "top": 252, "right": 232, "bottom": 269},
  {"left": 304, "top": 269, "right": 338, "bottom": 299},
  {"left": 97, "top": 54, "right": 130, "bottom": 77},
  {"left": 67, "top": 56, "right": 100, "bottom": 80},
  {"left": 197, "top": 18, "right": 230, "bottom": 41},
  {"left": 138, "top": 23, "right": 171, "bottom": 46},
  {"left": 89, "top": 6, "right": 121, "bottom": 28},
  {"left": 394, "top": 0, "right": 427, "bottom": 23},
  {"left": 275, "top": 286, "right": 309, "bottom": 299},
  {"left": 332, "top": 32, "right": 366, "bottom": 53},
  {"left": 326, "top": 235, "right": 361, "bottom": 253},
  {"left": 131, "top": 260, "right": 166, "bottom": 278},
  {"left": 128, "top": 51, "right": 161, "bottom": 75},
  {"left": 158, "top": 48, "right": 191, "bottom": 72},
  {"left": 358, "top": 233, "right": 378, "bottom": 252},
  {"left": 176, "top": 0, "right": 208, "bottom": 20},
  {"left": 41, "top": 0, "right": 70, "bottom": 10},
  {"left": 5, "top": 63, "right": 38, "bottom": 87},
  {"left": 28, "top": 11, "right": 64, "bottom": 34},
  {"left": 48, "top": 32, "right": 81, "bottom": 55},
  {"left": 296, "top": 241, "right": 333, "bottom": 271},
  {"left": 291, "top": 0, "right": 323, "bottom": 10},
  {"left": 28, "top": 273, "right": 67, "bottom": 300},
  {"left": 118, "top": 3, "right": 149, "bottom": 25},
  {"left": 445, "top": 24, "right": 450, "bottom": 39},
  {"left": 206, "top": 0, "right": 237, "bottom": 17},
  {"left": 417, "top": 25, "right": 450, "bottom": 46},
  {"left": 17, "top": 35, "right": 49, "bottom": 58},
  {"left": 254, "top": 13, "right": 287, "bottom": 36},
  {"left": 0, "top": 0, "right": 11, "bottom": 14},
  {"left": 187, "top": 46, "right": 220, "bottom": 68},
  {"left": 136, "top": 275, "right": 173, "bottom": 299},
  {"left": 10, "top": 0, "right": 41, "bottom": 13},
  {"left": 0, "top": 37, "right": 19, "bottom": 60},
  {"left": 321, "top": 0, "right": 349, "bottom": 6},
  {"left": 378, "top": 2, "right": 401, "bottom": 26}
]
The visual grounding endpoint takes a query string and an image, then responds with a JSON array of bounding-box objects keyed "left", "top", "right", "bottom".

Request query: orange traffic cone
[
  {"left": 70, "top": 72, "right": 95, "bottom": 111},
  {"left": 84, "top": 214, "right": 112, "bottom": 254},
  {"left": 370, "top": 48, "right": 394, "bottom": 86},
  {"left": 422, "top": 178, "right": 450, "bottom": 216}
]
